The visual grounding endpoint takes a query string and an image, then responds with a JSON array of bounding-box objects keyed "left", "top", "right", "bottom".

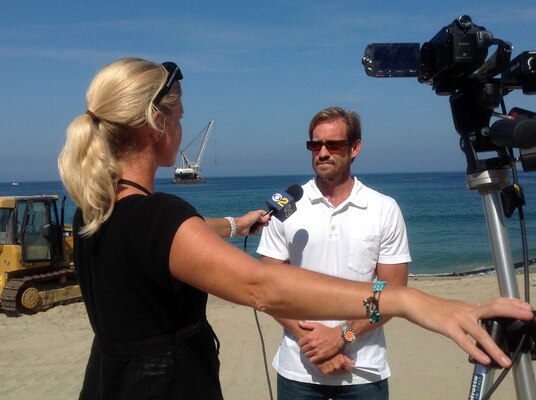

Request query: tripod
[
  {"left": 358, "top": 14, "right": 536, "bottom": 395},
  {"left": 466, "top": 166, "right": 536, "bottom": 400}
]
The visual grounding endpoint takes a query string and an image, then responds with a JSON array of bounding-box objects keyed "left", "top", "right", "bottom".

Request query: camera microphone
[
  {"left": 488, "top": 115, "right": 536, "bottom": 149},
  {"left": 249, "top": 184, "right": 304, "bottom": 234}
]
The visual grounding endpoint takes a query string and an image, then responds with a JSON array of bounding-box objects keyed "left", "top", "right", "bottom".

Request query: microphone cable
[
  {"left": 243, "top": 235, "right": 274, "bottom": 400},
  {"left": 239, "top": 184, "right": 303, "bottom": 400}
]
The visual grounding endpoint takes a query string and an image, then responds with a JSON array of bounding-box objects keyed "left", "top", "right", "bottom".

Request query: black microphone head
[
  {"left": 490, "top": 118, "right": 536, "bottom": 149},
  {"left": 514, "top": 119, "right": 536, "bottom": 149},
  {"left": 265, "top": 184, "right": 303, "bottom": 222},
  {"left": 286, "top": 184, "right": 304, "bottom": 202}
]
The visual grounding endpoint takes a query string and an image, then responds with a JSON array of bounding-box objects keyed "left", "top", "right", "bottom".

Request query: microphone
[
  {"left": 488, "top": 117, "right": 536, "bottom": 149},
  {"left": 249, "top": 184, "right": 304, "bottom": 234},
  {"left": 266, "top": 184, "right": 304, "bottom": 221}
]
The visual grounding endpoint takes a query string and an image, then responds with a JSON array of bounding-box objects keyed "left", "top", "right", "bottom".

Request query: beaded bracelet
[
  {"left": 363, "top": 280, "right": 388, "bottom": 324},
  {"left": 224, "top": 216, "right": 237, "bottom": 238}
]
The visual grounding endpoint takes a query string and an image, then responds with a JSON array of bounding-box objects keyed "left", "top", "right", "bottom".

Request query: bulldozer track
[{"left": 0, "top": 268, "right": 81, "bottom": 314}]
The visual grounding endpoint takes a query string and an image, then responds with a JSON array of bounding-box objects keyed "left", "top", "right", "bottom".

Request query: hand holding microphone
[{"left": 233, "top": 210, "right": 271, "bottom": 237}]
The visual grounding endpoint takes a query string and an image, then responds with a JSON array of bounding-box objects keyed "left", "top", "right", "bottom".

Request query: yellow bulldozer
[{"left": 0, "top": 195, "right": 81, "bottom": 315}]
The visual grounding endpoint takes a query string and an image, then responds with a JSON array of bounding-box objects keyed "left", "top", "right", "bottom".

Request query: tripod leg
[{"left": 467, "top": 169, "right": 536, "bottom": 400}]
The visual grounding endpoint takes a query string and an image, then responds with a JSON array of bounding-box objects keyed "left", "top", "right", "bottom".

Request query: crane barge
[{"left": 172, "top": 118, "right": 215, "bottom": 184}]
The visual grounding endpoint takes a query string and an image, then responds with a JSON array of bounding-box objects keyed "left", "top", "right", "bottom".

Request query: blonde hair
[{"left": 58, "top": 57, "right": 182, "bottom": 236}]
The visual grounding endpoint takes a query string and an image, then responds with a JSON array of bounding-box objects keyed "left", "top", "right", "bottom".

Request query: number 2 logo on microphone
[{"left": 272, "top": 193, "right": 289, "bottom": 207}]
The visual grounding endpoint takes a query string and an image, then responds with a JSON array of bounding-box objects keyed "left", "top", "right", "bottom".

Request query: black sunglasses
[
  {"left": 153, "top": 62, "right": 183, "bottom": 105},
  {"left": 306, "top": 140, "right": 352, "bottom": 152}
]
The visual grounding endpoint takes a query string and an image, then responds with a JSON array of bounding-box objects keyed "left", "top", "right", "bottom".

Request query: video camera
[
  {"left": 362, "top": 15, "right": 535, "bottom": 93},
  {"left": 362, "top": 15, "right": 536, "bottom": 174}
]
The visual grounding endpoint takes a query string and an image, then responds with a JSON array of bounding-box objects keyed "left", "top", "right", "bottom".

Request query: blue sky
[{"left": 1, "top": 0, "right": 535, "bottom": 182}]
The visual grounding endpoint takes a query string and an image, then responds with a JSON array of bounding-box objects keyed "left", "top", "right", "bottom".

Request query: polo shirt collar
[{"left": 306, "top": 177, "right": 368, "bottom": 209}]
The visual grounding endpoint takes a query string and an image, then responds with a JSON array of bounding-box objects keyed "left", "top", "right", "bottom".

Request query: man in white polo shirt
[{"left": 257, "top": 107, "right": 410, "bottom": 400}]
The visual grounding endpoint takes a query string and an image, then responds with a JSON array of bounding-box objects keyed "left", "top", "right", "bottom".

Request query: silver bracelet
[{"left": 224, "top": 216, "right": 237, "bottom": 238}]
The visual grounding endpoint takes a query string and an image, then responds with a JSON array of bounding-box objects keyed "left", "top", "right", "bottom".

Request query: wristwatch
[{"left": 340, "top": 322, "right": 357, "bottom": 344}]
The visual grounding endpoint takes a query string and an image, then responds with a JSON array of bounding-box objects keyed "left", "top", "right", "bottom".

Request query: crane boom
[{"left": 194, "top": 117, "right": 215, "bottom": 167}]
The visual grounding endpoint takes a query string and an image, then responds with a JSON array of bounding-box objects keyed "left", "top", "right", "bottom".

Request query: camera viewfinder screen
[{"left": 363, "top": 43, "right": 420, "bottom": 77}]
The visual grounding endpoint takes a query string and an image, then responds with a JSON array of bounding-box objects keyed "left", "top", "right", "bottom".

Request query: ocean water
[{"left": 3, "top": 171, "right": 536, "bottom": 275}]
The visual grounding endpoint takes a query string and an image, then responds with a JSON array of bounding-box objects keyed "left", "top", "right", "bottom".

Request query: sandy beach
[{"left": 0, "top": 274, "right": 534, "bottom": 400}]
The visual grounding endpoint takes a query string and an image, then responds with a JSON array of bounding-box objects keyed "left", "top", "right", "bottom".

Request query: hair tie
[{"left": 86, "top": 110, "right": 101, "bottom": 125}]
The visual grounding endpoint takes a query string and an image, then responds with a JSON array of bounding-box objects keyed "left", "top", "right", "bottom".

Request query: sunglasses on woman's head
[
  {"left": 153, "top": 62, "right": 183, "bottom": 106},
  {"left": 306, "top": 140, "right": 352, "bottom": 152}
]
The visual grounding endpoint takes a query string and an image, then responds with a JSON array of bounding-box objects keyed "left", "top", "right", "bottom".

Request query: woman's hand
[
  {"left": 205, "top": 211, "right": 270, "bottom": 238},
  {"left": 234, "top": 210, "right": 270, "bottom": 236},
  {"left": 401, "top": 289, "right": 533, "bottom": 368}
]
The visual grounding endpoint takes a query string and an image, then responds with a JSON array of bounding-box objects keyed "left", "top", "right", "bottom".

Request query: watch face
[
  {"left": 343, "top": 330, "right": 355, "bottom": 342},
  {"left": 342, "top": 326, "right": 356, "bottom": 343}
]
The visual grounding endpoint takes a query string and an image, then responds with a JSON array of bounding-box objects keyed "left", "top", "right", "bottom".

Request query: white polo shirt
[{"left": 257, "top": 177, "right": 411, "bottom": 385}]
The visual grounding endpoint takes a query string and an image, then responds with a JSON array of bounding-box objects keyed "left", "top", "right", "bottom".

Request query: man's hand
[
  {"left": 297, "top": 321, "right": 344, "bottom": 363},
  {"left": 313, "top": 353, "right": 354, "bottom": 375}
]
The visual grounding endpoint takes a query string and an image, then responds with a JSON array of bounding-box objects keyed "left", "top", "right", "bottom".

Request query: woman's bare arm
[{"left": 169, "top": 216, "right": 533, "bottom": 368}]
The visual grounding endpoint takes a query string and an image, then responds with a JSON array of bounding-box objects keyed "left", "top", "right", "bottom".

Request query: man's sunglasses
[
  {"left": 306, "top": 140, "right": 352, "bottom": 152},
  {"left": 153, "top": 62, "right": 183, "bottom": 105}
]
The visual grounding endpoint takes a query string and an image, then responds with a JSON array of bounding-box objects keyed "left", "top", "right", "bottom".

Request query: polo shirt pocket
[{"left": 347, "top": 234, "right": 380, "bottom": 277}]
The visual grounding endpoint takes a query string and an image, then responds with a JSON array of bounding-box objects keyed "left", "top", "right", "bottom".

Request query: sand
[{"left": 0, "top": 274, "right": 535, "bottom": 400}]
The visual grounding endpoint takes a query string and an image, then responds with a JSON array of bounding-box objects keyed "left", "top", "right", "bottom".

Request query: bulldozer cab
[
  {"left": 0, "top": 196, "right": 63, "bottom": 265},
  {"left": 0, "top": 195, "right": 80, "bottom": 314}
]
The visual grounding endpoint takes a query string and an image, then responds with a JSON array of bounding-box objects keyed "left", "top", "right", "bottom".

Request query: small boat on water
[
  {"left": 172, "top": 118, "right": 215, "bottom": 184},
  {"left": 11, "top": 182, "right": 19, "bottom": 186}
]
